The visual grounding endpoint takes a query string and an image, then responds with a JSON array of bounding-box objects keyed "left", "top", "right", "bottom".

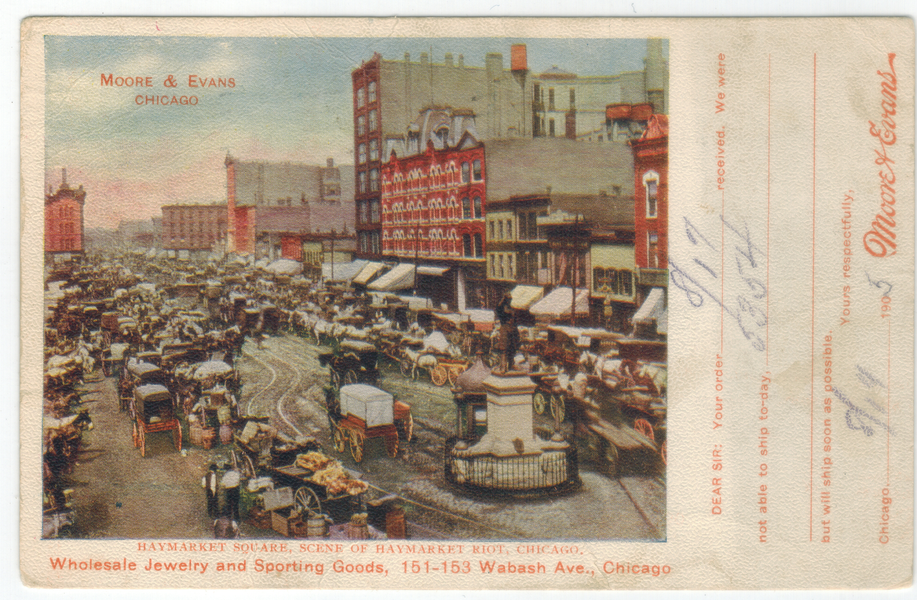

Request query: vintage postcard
[{"left": 20, "top": 17, "right": 913, "bottom": 589}]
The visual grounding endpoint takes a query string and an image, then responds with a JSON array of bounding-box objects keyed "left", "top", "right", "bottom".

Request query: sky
[{"left": 44, "top": 36, "right": 666, "bottom": 229}]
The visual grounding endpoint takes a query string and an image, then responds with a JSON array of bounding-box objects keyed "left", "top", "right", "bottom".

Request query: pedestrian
[
  {"left": 201, "top": 463, "right": 219, "bottom": 518},
  {"left": 221, "top": 469, "right": 241, "bottom": 522}
]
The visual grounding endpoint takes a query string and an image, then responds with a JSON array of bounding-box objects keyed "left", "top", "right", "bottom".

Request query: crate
[
  {"left": 263, "top": 487, "right": 299, "bottom": 537},
  {"left": 339, "top": 384, "right": 393, "bottom": 428}
]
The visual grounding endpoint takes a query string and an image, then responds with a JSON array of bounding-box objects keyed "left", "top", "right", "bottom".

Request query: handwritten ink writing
[
  {"left": 832, "top": 385, "right": 894, "bottom": 437},
  {"left": 863, "top": 53, "right": 899, "bottom": 258}
]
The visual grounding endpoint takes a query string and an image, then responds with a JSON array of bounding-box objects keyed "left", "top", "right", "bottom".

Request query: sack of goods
[{"left": 294, "top": 451, "right": 369, "bottom": 496}]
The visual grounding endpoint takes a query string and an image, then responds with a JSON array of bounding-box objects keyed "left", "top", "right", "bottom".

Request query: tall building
[
  {"left": 161, "top": 204, "right": 227, "bottom": 255},
  {"left": 351, "top": 40, "right": 668, "bottom": 259},
  {"left": 45, "top": 168, "right": 85, "bottom": 255},
  {"left": 225, "top": 156, "right": 355, "bottom": 257}
]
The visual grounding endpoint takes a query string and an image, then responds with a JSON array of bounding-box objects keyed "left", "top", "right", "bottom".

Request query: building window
[
  {"left": 648, "top": 232, "right": 659, "bottom": 268},
  {"left": 367, "top": 81, "right": 376, "bottom": 103},
  {"left": 461, "top": 162, "right": 470, "bottom": 183},
  {"left": 474, "top": 233, "right": 483, "bottom": 257},
  {"left": 358, "top": 143, "right": 367, "bottom": 164},
  {"left": 369, "top": 109, "right": 378, "bottom": 132},
  {"left": 358, "top": 172, "right": 367, "bottom": 194},
  {"left": 359, "top": 201, "right": 368, "bottom": 224},
  {"left": 473, "top": 196, "right": 482, "bottom": 219},
  {"left": 569, "top": 88, "right": 576, "bottom": 109},
  {"left": 498, "top": 254, "right": 505, "bottom": 278},
  {"left": 489, "top": 221, "right": 495, "bottom": 240},
  {"left": 357, "top": 115, "right": 366, "bottom": 136},
  {"left": 548, "top": 88, "right": 555, "bottom": 111},
  {"left": 369, "top": 139, "right": 379, "bottom": 161},
  {"left": 620, "top": 270, "right": 633, "bottom": 296},
  {"left": 472, "top": 159, "right": 482, "bottom": 181},
  {"left": 462, "top": 197, "right": 471, "bottom": 219},
  {"left": 490, "top": 255, "right": 496, "bottom": 277},
  {"left": 593, "top": 267, "right": 619, "bottom": 295},
  {"left": 370, "top": 199, "right": 380, "bottom": 223},
  {"left": 463, "top": 234, "right": 472, "bottom": 257},
  {"left": 533, "top": 83, "right": 540, "bottom": 103},
  {"left": 549, "top": 119, "right": 555, "bottom": 137},
  {"left": 643, "top": 171, "right": 659, "bottom": 219},
  {"left": 497, "top": 220, "right": 504, "bottom": 240},
  {"left": 356, "top": 87, "right": 365, "bottom": 108},
  {"left": 369, "top": 168, "right": 380, "bottom": 192},
  {"left": 505, "top": 219, "right": 513, "bottom": 240}
]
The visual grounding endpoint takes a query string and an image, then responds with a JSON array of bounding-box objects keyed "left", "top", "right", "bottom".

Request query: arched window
[
  {"left": 643, "top": 170, "right": 659, "bottom": 219},
  {"left": 473, "top": 196, "right": 482, "bottom": 219},
  {"left": 473, "top": 233, "right": 483, "bottom": 257},
  {"left": 472, "top": 159, "right": 482, "bottom": 181},
  {"left": 461, "top": 162, "right": 470, "bottom": 183},
  {"left": 462, "top": 197, "right": 471, "bottom": 219}
]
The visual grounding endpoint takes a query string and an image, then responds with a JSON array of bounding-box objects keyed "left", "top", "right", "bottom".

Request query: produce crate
[{"left": 263, "top": 487, "right": 299, "bottom": 537}]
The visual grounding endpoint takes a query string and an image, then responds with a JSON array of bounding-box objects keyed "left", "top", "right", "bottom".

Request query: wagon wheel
[
  {"left": 398, "top": 411, "right": 414, "bottom": 443},
  {"left": 131, "top": 421, "right": 140, "bottom": 448},
  {"left": 343, "top": 369, "right": 359, "bottom": 385},
  {"left": 447, "top": 364, "right": 465, "bottom": 387},
  {"left": 399, "top": 359, "right": 413, "bottom": 378},
  {"left": 634, "top": 419, "right": 655, "bottom": 442},
  {"left": 332, "top": 423, "right": 347, "bottom": 454},
  {"left": 384, "top": 433, "right": 399, "bottom": 458},
  {"left": 172, "top": 423, "right": 182, "bottom": 451},
  {"left": 348, "top": 429, "right": 365, "bottom": 463},
  {"left": 660, "top": 440, "right": 667, "bottom": 465},
  {"left": 329, "top": 369, "right": 341, "bottom": 389},
  {"left": 139, "top": 426, "right": 146, "bottom": 457},
  {"left": 603, "top": 441, "right": 619, "bottom": 478},
  {"left": 550, "top": 394, "right": 566, "bottom": 423},
  {"left": 532, "top": 391, "right": 548, "bottom": 415},
  {"left": 294, "top": 486, "right": 322, "bottom": 516},
  {"left": 430, "top": 365, "right": 448, "bottom": 387}
]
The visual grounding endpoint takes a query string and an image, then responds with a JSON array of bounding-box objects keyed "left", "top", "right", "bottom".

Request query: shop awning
[
  {"left": 352, "top": 262, "right": 386, "bottom": 285},
  {"left": 632, "top": 287, "right": 666, "bottom": 324},
  {"left": 368, "top": 263, "right": 416, "bottom": 291},
  {"left": 416, "top": 265, "right": 450, "bottom": 277},
  {"left": 510, "top": 285, "right": 544, "bottom": 310},
  {"left": 322, "top": 259, "right": 367, "bottom": 282},
  {"left": 530, "top": 287, "right": 590, "bottom": 318}
]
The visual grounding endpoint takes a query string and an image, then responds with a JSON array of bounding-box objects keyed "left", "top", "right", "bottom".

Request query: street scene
[{"left": 41, "top": 37, "right": 669, "bottom": 542}]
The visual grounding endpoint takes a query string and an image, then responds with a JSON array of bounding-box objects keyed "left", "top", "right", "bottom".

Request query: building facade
[
  {"left": 161, "top": 203, "right": 228, "bottom": 254},
  {"left": 225, "top": 155, "right": 355, "bottom": 257},
  {"left": 45, "top": 168, "right": 85, "bottom": 255},
  {"left": 630, "top": 114, "right": 669, "bottom": 278},
  {"left": 351, "top": 40, "right": 668, "bottom": 259}
]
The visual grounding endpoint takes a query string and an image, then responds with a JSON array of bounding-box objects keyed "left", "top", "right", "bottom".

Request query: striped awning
[
  {"left": 368, "top": 263, "right": 416, "bottom": 292},
  {"left": 530, "top": 287, "right": 590, "bottom": 318},
  {"left": 510, "top": 285, "right": 544, "bottom": 310},
  {"left": 352, "top": 262, "right": 386, "bottom": 285},
  {"left": 632, "top": 287, "right": 666, "bottom": 324}
]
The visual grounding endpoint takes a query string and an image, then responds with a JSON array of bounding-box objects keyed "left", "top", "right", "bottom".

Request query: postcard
[{"left": 20, "top": 17, "right": 913, "bottom": 589}]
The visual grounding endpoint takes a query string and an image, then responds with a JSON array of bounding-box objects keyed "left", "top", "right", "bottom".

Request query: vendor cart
[
  {"left": 325, "top": 384, "right": 413, "bottom": 463},
  {"left": 130, "top": 384, "right": 181, "bottom": 457},
  {"left": 264, "top": 456, "right": 367, "bottom": 524}
]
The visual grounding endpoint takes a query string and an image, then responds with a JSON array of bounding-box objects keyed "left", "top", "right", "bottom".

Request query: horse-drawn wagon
[
  {"left": 130, "top": 384, "right": 181, "bottom": 457},
  {"left": 324, "top": 384, "right": 413, "bottom": 463}
]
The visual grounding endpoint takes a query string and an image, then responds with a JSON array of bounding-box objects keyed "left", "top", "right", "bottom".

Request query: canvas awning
[
  {"left": 632, "top": 287, "right": 666, "bottom": 324},
  {"left": 322, "top": 259, "right": 368, "bottom": 282},
  {"left": 368, "top": 263, "right": 415, "bottom": 291},
  {"left": 352, "top": 262, "right": 386, "bottom": 285},
  {"left": 510, "top": 285, "right": 544, "bottom": 310},
  {"left": 416, "top": 265, "right": 450, "bottom": 277},
  {"left": 530, "top": 286, "right": 590, "bottom": 318}
]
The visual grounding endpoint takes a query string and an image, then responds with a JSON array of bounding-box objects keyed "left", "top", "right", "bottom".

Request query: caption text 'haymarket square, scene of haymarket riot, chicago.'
[{"left": 42, "top": 37, "right": 669, "bottom": 542}]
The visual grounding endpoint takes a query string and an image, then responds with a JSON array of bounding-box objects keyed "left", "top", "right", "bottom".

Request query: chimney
[
  {"left": 445, "top": 52, "right": 453, "bottom": 68},
  {"left": 511, "top": 44, "right": 527, "bottom": 72},
  {"left": 61, "top": 167, "right": 67, "bottom": 188},
  {"left": 420, "top": 52, "right": 429, "bottom": 67},
  {"left": 327, "top": 158, "right": 334, "bottom": 168},
  {"left": 458, "top": 54, "right": 464, "bottom": 68}
]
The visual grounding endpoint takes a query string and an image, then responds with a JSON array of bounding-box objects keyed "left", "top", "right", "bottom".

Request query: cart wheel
[
  {"left": 399, "top": 359, "right": 413, "bottom": 378},
  {"left": 132, "top": 421, "right": 139, "bottom": 448},
  {"left": 102, "top": 361, "right": 111, "bottom": 377},
  {"left": 634, "top": 419, "right": 655, "bottom": 442},
  {"left": 332, "top": 424, "right": 347, "bottom": 454},
  {"left": 139, "top": 427, "right": 146, "bottom": 457},
  {"left": 603, "top": 441, "right": 619, "bottom": 478},
  {"left": 330, "top": 369, "right": 341, "bottom": 389},
  {"left": 294, "top": 486, "right": 322, "bottom": 516},
  {"left": 349, "top": 429, "right": 365, "bottom": 463},
  {"left": 173, "top": 424, "right": 182, "bottom": 451},
  {"left": 385, "top": 433, "right": 399, "bottom": 458},
  {"left": 343, "top": 369, "right": 358, "bottom": 385},
  {"left": 447, "top": 365, "right": 464, "bottom": 387},
  {"left": 550, "top": 395, "right": 566, "bottom": 423},
  {"left": 402, "top": 412, "right": 414, "bottom": 443},
  {"left": 533, "top": 391, "right": 548, "bottom": 415},
  {"left": 430, "top": 365, "right": 448, "bottom": 387},
  {"left": 660, "top": 440, "right": 667, "bottom": 466}
]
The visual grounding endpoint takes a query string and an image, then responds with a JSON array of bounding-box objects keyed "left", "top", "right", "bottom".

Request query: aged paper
[{"left": 20, "top": 17, "right": 913, "bottom": 589}]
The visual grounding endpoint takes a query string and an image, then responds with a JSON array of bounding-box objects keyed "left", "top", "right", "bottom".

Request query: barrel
[
  {"left": 219, "top": 424, "right": 233, "bottom": 445},
  {"left": 201, "top": 428, "right": 217, "bottom": 449},
  {"left": 385, "top": 508, "right": 406, "bottom": 539},
  {"left": 306, "top": 515, "right": 329, "bottom": 538}
]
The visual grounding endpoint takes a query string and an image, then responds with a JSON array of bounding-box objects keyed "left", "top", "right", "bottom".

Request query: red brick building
[
  {"left": 45, "top": 169, "right": 86, "bottom": 255},
  {"left": 630, "top": 114, "right": 668, "bottom": 273},
  {"left": 161, "top": 203, "right": 227, "bottom": 253}
]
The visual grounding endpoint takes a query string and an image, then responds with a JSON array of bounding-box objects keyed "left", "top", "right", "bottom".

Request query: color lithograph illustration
[
  {"left": 39, "top": 33, "right": 669, "bottom": 542},
  {"left": 21, "top": 18, "right": 914, "bottom": 590}
]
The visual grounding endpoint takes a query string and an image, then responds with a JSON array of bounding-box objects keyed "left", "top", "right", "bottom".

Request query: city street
[{"left": 66, "top": 332, "right": 665, "bottom": 540}]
